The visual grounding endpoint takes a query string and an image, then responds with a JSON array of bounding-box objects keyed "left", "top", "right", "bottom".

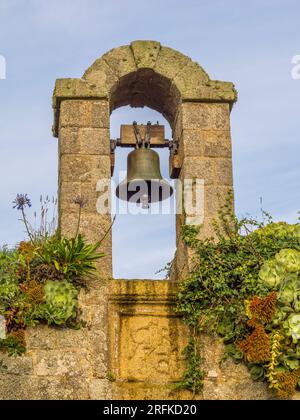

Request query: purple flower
[
  {"left": 13, "top": 194, "right": 32, "bottom": 210},
  {"left": 73, "top": 195, "right": 89, "bottom": 208}
]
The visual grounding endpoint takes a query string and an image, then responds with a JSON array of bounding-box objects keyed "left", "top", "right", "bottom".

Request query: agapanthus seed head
[
  {"left": 13, "top": 194, "right": 32, "bottom": 210},
  {"left": 73, "top": 195, "right": 89, "bottom": 208}
]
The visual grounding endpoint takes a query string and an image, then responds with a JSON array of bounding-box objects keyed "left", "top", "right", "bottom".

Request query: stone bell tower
[
  {"left": 0, "top": 41, "right": 270, "bottom": 400},
  {"left": 53, "top": 40, "right": 237, "bottom": 281}
]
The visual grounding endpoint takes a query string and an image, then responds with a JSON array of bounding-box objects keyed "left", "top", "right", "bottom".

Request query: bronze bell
[{"left": 116, "top": 147, "right": 173, "bottom": 208}]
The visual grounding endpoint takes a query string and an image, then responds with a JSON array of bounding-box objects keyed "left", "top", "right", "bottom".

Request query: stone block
[
  {"left": 196, "top": 218, "right": 218, "bottom": 240},
  {"left": 59, "top": 127, "right": 110, "bottom": 155},
  {"left": 177, "top": 127, "right": 232, "bottom": 159},
  {"left": 53, "top": 78, "right": 107, "bottom": 103},
  {"left": 0, "top": 374, "right": 34, "bottom": 400},
  {"left": 83, "top": 58, "right": 119, "bottom": 93},
  {"left": 154, "top": 46, "right": 190, "bottom": 81},
  {"left": 59, "top": 127, "right": 80, "bottom": 154},
  {"left": 33, "top": 376, "right": 91, "bottom": 400},
  {"left": 33, "top": 349, "right": 92, "bottom": 377},
  {"left": 79, "top": 287, "right": 109, "bottom": 306},
  {"left": 0, "top": 354, "right": 33, "bottom": 375},
  {"left": 59, "top": 181, "right": 81, "bottom": 213},
  {"left": 181, "top": 157, "right": 216, "bottom": 185},
  {"left": 180, "top": 129, "right": 204, "bottom": 157},
  {"left": 172, "top": 60, "right": 209, "bottom": 98},
  {"left": 88, "top": 351, "right": 107, "bottom": 379},
  {"left": 54, "top": 377, "right": 92, "bottom": 400},
  {"left": 182, "top": 103, "right": 230, "bottom": 130},
  {"left": 90, "top": 255, "right": 113, "bottom": 281},
  {"left": 59, "top": 211, "right": 112, "bottom": 243},
  {"left": 131, "top": 40, "right": 161, "bottom": 69},
  {"left": 59, "top": 178, "right": 109, "bottom": 215},
  {"left": 215, "top": 158, "right": 233, "bottom": 186},
  {"left": 102, "top": 45, "right": 137, "bottom": 78},
  {"left": 90, "top": 379, "right": 112, "bottom": 400},
  {"left": 59, "top": 100, "right": 109, "bottom": 129},
  {"left": 204, "top": 185, "right": 234, "bottom": 217},
  {"left": 92, "top": 101, "right": 110, "bottom": 128},
  {"left": 202, "top": 129, "right": 232, "bottom": 158},
  {"left": 209, "top": 80, "right": 238, "bottom": 103},
  {"left": 0, "top": 374, "right": 91, "bottom": 400},
  {"left": 78, "top": 128, "right": 110, "bottom": 155},
  {"left": 80, "top": 304, "right": 106, "bottom": 328},
  {"left": 26, "top": 325, "right": 89, "bottom": 350},
  {"left": 59, "top": 154, "right": 111, "bottom": 183}
]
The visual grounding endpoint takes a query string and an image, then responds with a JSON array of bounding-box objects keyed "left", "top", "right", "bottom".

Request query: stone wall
[{"left": 0, "top": 280, "right": 272, "bottom": 400}]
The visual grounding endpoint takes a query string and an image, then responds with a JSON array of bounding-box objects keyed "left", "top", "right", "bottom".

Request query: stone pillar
[
  {"left": 55, "top": 98, "right": 113, "bottom": 399},
  {"left": 58, "top": 99, "right": 112, "bottom": 278},
  {"left": 173, "top": 102, "right": 234, "bottom": 280}
]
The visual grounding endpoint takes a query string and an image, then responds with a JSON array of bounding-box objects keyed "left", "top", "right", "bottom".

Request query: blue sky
[{"left": 0, "top": 0, "right": 299, "bottom": 278}]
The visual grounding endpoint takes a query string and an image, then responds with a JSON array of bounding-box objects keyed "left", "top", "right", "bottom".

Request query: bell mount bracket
[{"left": 110, "top": 121, "right": 179, "bottom": 176}]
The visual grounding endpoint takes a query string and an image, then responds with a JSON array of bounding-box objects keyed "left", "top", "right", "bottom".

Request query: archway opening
[
  {"left": 110, "top": 106, "right": 176, "bottom": 279},
  {"left": 108, "top": 68, "right": 181, "bottom": 128}
]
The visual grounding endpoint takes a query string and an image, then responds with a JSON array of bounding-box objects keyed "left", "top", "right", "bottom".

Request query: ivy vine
[{"left": 177, "top": 193, "right": 300, "bottom": 399}]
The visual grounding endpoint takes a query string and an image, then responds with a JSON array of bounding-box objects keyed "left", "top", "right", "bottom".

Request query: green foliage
[
  {"left": 35, "top": 234, "right": 104, "bottom": 286},
  {"left": 177, "top": 194, "right": 300, "bottom": 398},
  {"left": 259, "top": 249, "right": 300, "bottom": 290},
  {"left": 0, "top": 236, "right": 103, "bottom": 355},
  {"left": 275, "top": 249, "right": 300, "bottom": 273},
  {"left": 0, "top": 335, "right": 26, "bottom": 357},
  {"left": 0, "top": 249, "right": 24, "bottom": 313},
  {"left": 259, "top": 260, "right": 286, "bottom": 288},
  {"left": 0, "top": 193, "right": 106, "bottom": 357},
  {"left": 249, "top": 364, "right": 266, "bottom": 381},
  {"left": 284, "top": 314, "right": 300, "bottom": 343},
  {"left": 176, "top": 336, "right": 205, "bottom": 395},
  {"left": 42, "top": 280, "right": 78, "bottom": 326}
]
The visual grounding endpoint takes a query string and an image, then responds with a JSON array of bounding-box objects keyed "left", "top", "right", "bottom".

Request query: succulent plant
[
  {"left": 284, "top": 314, "right": 300, "bottom": 343},
  {"left": 294, "top": 296, "right": 300, "bottom": 312},
  {"left": 283, "top": 355, "right": 300, "bottom": 370},
  {"left": 275, "top": 249, "right": 300, "bottom": 273},
  {"left": 294, "top": 224, "right": 300, "bottom": 238},
  {"left": 250, "top": 364, "right": 266, "bottom": 381},
  {"left": 272, "top": 306, "right": 291, "bottom": 326},
  {"left": 257, "top": 222, "right": 299, "bottom": 239},
  {"left": 279, "top": 274, "right": 300, "bottom": 306},
  {"left": 259, "top": 260, "right": 286, "bottom": 289},
  {"left": 43, "top": 280, "right": 78, "bottom": 325}
]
